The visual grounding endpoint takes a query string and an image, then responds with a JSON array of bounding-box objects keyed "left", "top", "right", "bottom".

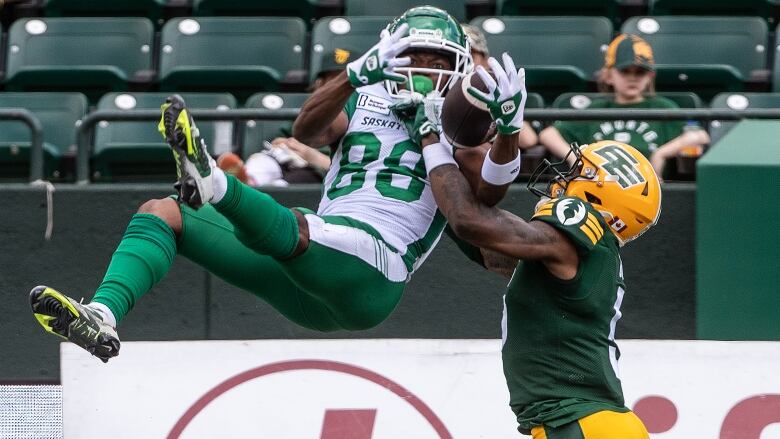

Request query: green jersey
[
  {"left": 554, "top": 96, "right": 684, "bottom": 180},
  {"left": 502, "top": 196, "right": 629, "bottom": 432}
]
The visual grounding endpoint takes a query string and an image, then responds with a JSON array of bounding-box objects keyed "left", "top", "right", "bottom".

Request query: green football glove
[
  {"left": 403, "top": 103, "right": 438, "bottom": 146},
  {"left": 390, "top": 75, "right": 434, "bottom": 120},
  {"left": 346, "top": 23, "right": 411, "bottom": 88},
  {"left": 466, "top": 53, "right": 527, "bottom": 135}
]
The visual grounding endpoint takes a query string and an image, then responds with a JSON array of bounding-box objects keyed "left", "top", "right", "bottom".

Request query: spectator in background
[
  {"left": 539, "top": 34, "right": 709, "bottom": 181},
  {"left": 216, "top": 47, "right": 359, "bottom": 186},
  {"left": 462, "top": 23, "right": 538, "bottom": 149}
]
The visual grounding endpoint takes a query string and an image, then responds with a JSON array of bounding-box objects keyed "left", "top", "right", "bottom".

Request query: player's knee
[{"left": 137, "top": 198, "right": 182, "bottom": 233}]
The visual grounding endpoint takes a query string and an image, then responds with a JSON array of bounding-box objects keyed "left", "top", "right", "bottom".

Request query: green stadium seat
[
  {"left": 193, "top": 0, "right": 318, "bottom": 24},
  {"left": 649, "top": 0, "right": 776, "bottom": 21},
  {"left": 344, "top": 0, "right": 467, "bottom": 22},
  {"left": 497, "top": 0, "right": 620, "bottom": 25},
  {"left": 3, "top": 18, "right": 155, "bottom": 102},
  {"left": 92, "top": 92, "right": 237, "bottom": 181},
  {"left": 708, "top": 92, "right": 780, "bottom": 144},
  {"left": 310, "top": 17, "right": 393, "bottom": 83},
  {"left": 159, "top": 18, "right": 307, "bottom": 100},
  {"left": 0, "top": 92, "right": 88, "bottom": 181},
  {"left": 772, "top": 23, "right": 780, "bottom": 92},
  {"left": 43, "top": 0, "right": 167, "bottom": 21},
  {"left": 552, "top": 92, "right": 703, "bottom": 109},
  {"left": 469, "top": 16, "right": 612, "bottom": 101},
  {"left": 243, "top": 92, "right": 309, "bottom": 158},
  {"left": 621, "top": 16, "right": 769, "bottom": 100}
]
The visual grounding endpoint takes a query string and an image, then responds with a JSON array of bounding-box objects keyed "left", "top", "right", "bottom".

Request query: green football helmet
[{"left": 384, "top": 6, "right": 473, "bottom": 100}]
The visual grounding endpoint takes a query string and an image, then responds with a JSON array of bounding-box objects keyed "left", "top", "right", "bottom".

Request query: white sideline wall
[{"left": 61, "top": 339, "right": 780, "bottom": 439}]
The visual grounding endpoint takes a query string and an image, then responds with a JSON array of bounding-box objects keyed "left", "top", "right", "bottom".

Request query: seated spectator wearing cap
[
  {"left": 461, "top": 23, "right": 538, "bottom": 151},
  {"left": 217, "top": 48, "right": 356, "bottom": 186},
  {"left": 539, "top": 34, "right": 709, "bottom": 181}
]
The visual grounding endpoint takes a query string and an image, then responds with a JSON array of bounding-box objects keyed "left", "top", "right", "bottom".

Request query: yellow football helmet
[{"left": 528, "top": 140, "right": 661, "bottom": 245}]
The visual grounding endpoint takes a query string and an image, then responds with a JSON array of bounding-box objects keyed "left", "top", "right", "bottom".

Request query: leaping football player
[{"left": 29, "top": 6, "right": 514, "bottom": 362}]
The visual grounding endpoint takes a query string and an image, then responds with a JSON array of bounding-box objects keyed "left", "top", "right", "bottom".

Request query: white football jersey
[{"left": 318, "top": 83, "right": 445, "bottom": 276}]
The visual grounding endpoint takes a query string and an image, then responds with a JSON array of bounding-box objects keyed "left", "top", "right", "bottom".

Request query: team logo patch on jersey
[
  {"left": 555, "top": 199, "right": 587, "bottom": 226},
  {"left": 357, "top": 93, "right": 391, "bottom": 115},
  {"left": 593, "top": 143, "right": 646, "bottom": 189}
]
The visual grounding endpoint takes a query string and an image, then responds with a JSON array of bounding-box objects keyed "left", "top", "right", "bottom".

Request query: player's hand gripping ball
[
  {"left": 441, "top": 69, "right": 498, "bottom": 148},
  {"left": 442, "top": 53, "right": 527, "bottom": 147}
]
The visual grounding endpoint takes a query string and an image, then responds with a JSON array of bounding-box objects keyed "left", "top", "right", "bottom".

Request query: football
[{"left": 441, "top": 71, "right": 497, "bottom": 148}]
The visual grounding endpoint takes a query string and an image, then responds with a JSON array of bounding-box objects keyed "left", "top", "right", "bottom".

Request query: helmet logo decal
[
  {"left": 593, "top": 144, "right": 646, "bottom": 189},
  {"left": 409, "top": 27, "right": 443, "bottom": 39},
  {"left": 556, "top": 199, "right": 587, "bottom": 226}
]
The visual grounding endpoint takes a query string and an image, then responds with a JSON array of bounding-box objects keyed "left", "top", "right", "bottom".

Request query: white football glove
[
  {"left": 346, "top": 23, "right": 411, "bottom": 88},
  {"left": 466, "top": 53, "right": 527, "bottom": 135}
]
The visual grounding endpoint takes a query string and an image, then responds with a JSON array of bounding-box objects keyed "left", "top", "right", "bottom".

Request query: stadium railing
[
  {"left": 69, "top": 107, "right": 780, "bottom": 184},
  {"left": 0, "top": 108, "right": 44, "bottom": 182}
]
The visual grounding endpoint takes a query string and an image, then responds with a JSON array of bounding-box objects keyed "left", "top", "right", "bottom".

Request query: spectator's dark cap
[
  {"left": 318, "top": 47, "right": 358, "bottom": 76},
  {"left": 604, "top": 34, "right": 655, "bottom": 71}
]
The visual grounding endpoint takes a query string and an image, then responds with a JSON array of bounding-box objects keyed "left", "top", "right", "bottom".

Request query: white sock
[
  {"left": 87, "top": 302, "right": 117, "bottom": 328},
  {"left": 211, "top": 167, "right": 228, "bottom": 204}
]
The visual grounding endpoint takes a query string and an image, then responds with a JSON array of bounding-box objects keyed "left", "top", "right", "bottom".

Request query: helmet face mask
[
  {"left": 384, "top": 6, "right": 473, "bottom": 100},
  {"left": 528, "top": 141, "right": 662, "bottom": 246}
]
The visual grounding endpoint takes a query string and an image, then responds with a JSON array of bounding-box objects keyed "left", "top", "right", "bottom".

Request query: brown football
[{"left": 441, "top": 71, "right": 497, "bottom": 148}]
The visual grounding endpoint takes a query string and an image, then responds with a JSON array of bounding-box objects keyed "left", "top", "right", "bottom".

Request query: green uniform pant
[
  {"left": 93, "top": 175, "right": 405, "bottom": 332},
  {"left": 178, "top": 203, "right": 405, "bottom": 331}
]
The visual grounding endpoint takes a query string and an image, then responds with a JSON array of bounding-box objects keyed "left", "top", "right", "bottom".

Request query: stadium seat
[
  {"left": 621, "top": 16, "right": 769, "bottom": 100},
  {"left": 243, "top": 93, "right": 310, "bottom": 158},
  {"left": 708, "top": 92, "right": 780, "bottom": 144},
  {"left": 552, "top": 92, "right": 704, "bottom": 109},
  {"left": 469, "top": 16, "right": 612, "bottom": 101},
  {"left": 649, "top": 0, "right": 776, "bottom": 21},
  {"left": 92, "top": 92, "right": 237, "bottom": 181},
  {"left": 193, "top": 0, "right": 319, "bottom": 24},
  {"left": 3, "top": 18, "right": 155, "bottom": 102},
  {"left": 344, "top": 0, "right": 467, "bottom": 22},
  {"left": 772, "top": 23, "right": 780, "bottom": 92},
  {"left": 497, "top": 0, "right": 620, "bottom": 25},
  {"left": 310, "top": 17, "right": 393, "bottom": 83},
  {"left": 159, "top": 17, "right": 307, "bottom": 100},
  {"left": 43, "top": 0, "right": 167, "bottom": 21},
  {"left": 0, "top": 92, "right": 88, "bottom": 181}
]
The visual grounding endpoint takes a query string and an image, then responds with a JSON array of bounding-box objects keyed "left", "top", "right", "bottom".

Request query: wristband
[
  {"left": 423, "top": 142, "right": 457, "bottom": 175},
  {"left": 481, "top": 149, "right": 521, "bottom": 185}
]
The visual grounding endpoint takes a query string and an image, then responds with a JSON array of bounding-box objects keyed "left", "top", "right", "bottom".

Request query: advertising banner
[{"left": 61, "top": 339, "right": 780, "bottom": 438}]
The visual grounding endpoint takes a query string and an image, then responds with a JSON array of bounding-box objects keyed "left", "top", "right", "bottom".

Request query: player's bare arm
[
  {"left": 292, "top": 71, "right": 352, "bottom": 148},
  {"left": 424, "top": 150, "right": 578, "bottom": 279},
  {"left": 296, "top": 23, "right": 412, "bottom": 149},
  {"left": 426, "top": 53, "right": 578, "bottom": 279},
  {"left": 479, "top": 248, "right": 518, "bottom": 279}
]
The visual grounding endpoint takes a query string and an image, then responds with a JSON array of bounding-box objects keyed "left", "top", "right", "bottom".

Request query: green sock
[
  {"left": 91, "top": 213, "right": 177, "bottom": 323},
  {"left": 213, "top": 174, "right": 299, "bottom": 259}
]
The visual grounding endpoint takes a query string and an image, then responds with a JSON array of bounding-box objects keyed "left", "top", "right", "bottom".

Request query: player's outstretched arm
[
  {"left": 422, "top": 136, "right": 579, "bottom": 279},
  {"left": 294, "top": 24, "right": 411, "bottom": 148},
  {"left": 293, "top": 71, "right": 352, "bottom": 148},
  {"left": 461, "top": 53, "right": 527, "bottom": 206}
]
